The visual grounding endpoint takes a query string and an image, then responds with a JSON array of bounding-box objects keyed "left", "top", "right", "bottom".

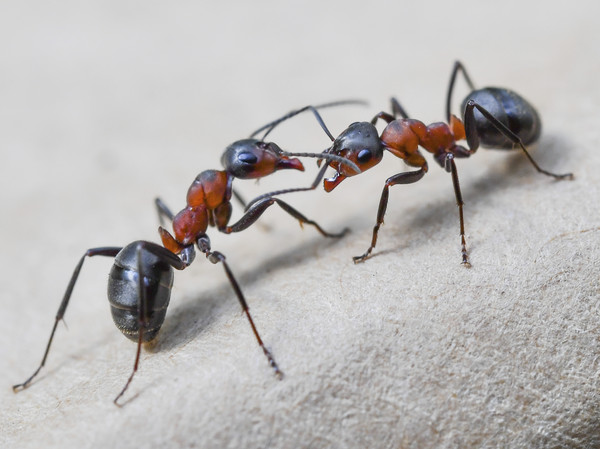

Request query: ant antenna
[
  {"left": 250, "top": 99, "right": 368, "bottom": 140},
  {"left": 283, "top": 151, "right": 360, "bottom": 174}
]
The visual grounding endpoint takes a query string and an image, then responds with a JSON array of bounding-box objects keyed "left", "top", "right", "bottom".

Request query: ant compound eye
[
  {"left": 238, "top": 152, "right": 258, "bottom": 165},
  {"left": 357, "top": 149, "right": 372, "bottom": 163}
]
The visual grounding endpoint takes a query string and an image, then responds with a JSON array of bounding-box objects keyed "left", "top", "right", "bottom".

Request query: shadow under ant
[
  {"left": 340, "top": 132, "right": 574, "bottom": 263},
  {"left": 154, "top": 228, "right": 348, "bottom": 353}
]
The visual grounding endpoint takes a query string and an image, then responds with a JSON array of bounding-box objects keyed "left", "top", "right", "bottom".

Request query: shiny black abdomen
[
  {"left": 107, "top": 241, "right": 174, "bottom": 342},
  {"left": 461, "top": 87, "right": 541, "bottom": 149}
]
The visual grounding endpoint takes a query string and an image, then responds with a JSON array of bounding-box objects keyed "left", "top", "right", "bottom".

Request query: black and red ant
[
  {"left": 12, "top": 102, "right": 362, "bottom": 405},
  {"left": 246, "top": 61, "right": 573, "bottom": 267},
  {"left": 153, "top": 100, "right": 365, "bottom": 257}
]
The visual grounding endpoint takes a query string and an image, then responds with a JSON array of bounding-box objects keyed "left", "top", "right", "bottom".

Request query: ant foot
[
  {"left": 331, "top": 227, "right": 351, "bottom": 238},
  {"left": 352, "top": 250, "right": 372, "bottom": 264},
  {"left": 263, "top": 348, "right": 284, "bottom": 380}
]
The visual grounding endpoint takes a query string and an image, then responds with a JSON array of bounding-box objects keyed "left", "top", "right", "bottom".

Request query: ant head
[
  {"left": 324, "top": 122, "right": 383, "bottom": 191},
  {"left": 222, "top": 139, "right": 305, "bottom": 179}
]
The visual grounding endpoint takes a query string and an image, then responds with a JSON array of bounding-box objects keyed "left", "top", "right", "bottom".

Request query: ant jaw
[
  {"left": 324, "top": 172, "right": 347, "bottom": 192},
  {"left": 275, "top": 157, "right": 305, "bottom": 172}
]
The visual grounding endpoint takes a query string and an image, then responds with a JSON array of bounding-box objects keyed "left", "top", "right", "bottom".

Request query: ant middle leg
[
  {"left": 463, "top": 101, "right": 573, "bottom": 180},
  {"left": 445, "top": 154, "right": 471, "bottom": 268},
  {"left": 353, "top": 167, "right": 427, "bottom": 263},
  {"left": 224, "top": 196, "right": 348, "bottom": 238},
  {"left": 13, "top": 247, "right": 122, "bottom": 393},
  {"left": 195, "top": 236, "right": 283, "bottom": 379}
]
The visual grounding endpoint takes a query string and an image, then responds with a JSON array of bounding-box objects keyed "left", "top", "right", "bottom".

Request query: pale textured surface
[{"left": 1, "top": 2, "right": 599, "bottom": 448}]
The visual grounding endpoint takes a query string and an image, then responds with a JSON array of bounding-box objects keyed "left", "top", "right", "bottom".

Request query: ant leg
[
  {"left": 371, "top": 111, "right": 395, "bottom": 126},
  {"left": 243, "top": 151, "right": 360, "bottom": 212},
  {"left": 155, "top": 197, "right": 175, "bottom": 227},
  {"left": 464, "top": 101, "right": 573, "bottom": 180},
  {"left": 232, "top": 188, "right": 248, "bottom": 209},
  {"left": 250, "top": 99, "right": 367, "bottom": 141},
  {"left": 13, "top": 247, "right": 122, "bottom": 393},
  {"left": 370, "top": 95, "right": 410, "bottom": 127},
  {"left": 390, "top": 98, "right": 410, "bottom": 119},
  {"left": 353, "top": 167, "right": 427, "bottom": 263},
  {"left": 233, "top": 188, "right": 274, "bottom": 232},
  {"left": 445, "top": 154, "right": 471, "bottom": 268},
  {"left": 113, "top": 243, "right": 147, "bottom": 405},
  {"left": 244, "top": 163, "right": 330, "bottom": 211},
  {"left": 446, "top": 61, "right": 476, "bottom": 122},
  {"left": 113, "top": 242, "right": 186, "bottom": 405},
  {"left": 370, "top": 95, "right": 411, "bottom": 126},
  {"left": 225, "top": 196, "right": 348, "bottom": 238},
  {"left": 196, "top": 237, "right": 283, "bottom": 379}
]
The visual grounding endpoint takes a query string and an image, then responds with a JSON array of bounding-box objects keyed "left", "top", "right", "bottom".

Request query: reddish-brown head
[
  {"left": 221, "top": 139, "right": 304, "bottom": 179},
  {"left": 323, "top": 122, "right": 384, "bottom": 192}
]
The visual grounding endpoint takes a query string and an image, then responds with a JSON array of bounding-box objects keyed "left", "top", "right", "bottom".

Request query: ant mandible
[
  {"left": 13, "top": 102, "right": 362, "bottom": 406},
  {"left": 246, "top": 61, "right": 573, "bottom": 267}
]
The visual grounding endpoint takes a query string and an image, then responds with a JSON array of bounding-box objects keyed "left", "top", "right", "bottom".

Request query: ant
[
  {"left": 246, "top": 61, "right": 573, "bottom": 267},
  {"left": 12, "top": 102, "right": 362, "bottom": 405},
  {"left": 12, "top": 239, "right": 268, "bottom": 406},
  {"left": 155, "top": 105, "right": 363, "bottom": 252}
]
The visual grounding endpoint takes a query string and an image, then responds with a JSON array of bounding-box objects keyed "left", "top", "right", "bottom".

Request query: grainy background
[{"left": 1, "top": 1, "right": 599, "bottom": 448}]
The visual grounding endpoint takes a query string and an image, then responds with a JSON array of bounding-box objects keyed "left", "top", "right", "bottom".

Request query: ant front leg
[
  {"left": 353, "top": 167, "right": 427, "bottom": 263},
  {"left": 244, "top": 163, "right": 330, "bottom": 212},
  {"left": 195, "top": 236, "right": 283, "bottom": 379},
  {"left": 225, "top": 196, "right": 348, "bottom": 238},
  {"left": 13, "top": 247, "right": 122, "bottom": 393},
  {"left": 463, "top": 101, "right": 573, "bottom": 180}
]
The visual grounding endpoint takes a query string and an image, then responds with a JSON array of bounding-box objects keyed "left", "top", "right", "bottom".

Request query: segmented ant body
[
  {"left": 12, "top": 234, "right": 281, "bottom": 406},
  {"left": 13, "top": 102, "right": 362, "bottom": 405},
  {"left": 157, "top": 101, "right": 364, "bottom": 256},
  {"left": 248, "top": 62, "right": 573, "bottom": 266}
]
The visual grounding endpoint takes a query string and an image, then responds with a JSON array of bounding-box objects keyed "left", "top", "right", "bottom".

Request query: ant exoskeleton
[
  {"left": 246, "top": 61, "right": 573, "bottom": 267},
  {"left": 13, "top": 102, "right": 362, "bottom": 406},
  {"left": 155, "top": 101, "right": 364, "bottom": 253},
  {"left": 11, "top": 238, "right": 281, "bottom": 406}
]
